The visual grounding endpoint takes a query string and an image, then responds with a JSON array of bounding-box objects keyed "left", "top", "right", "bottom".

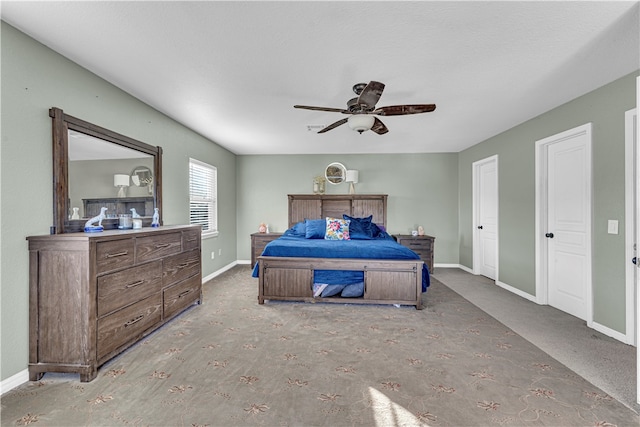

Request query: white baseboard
[
  {"left": 1, "top": 369, "right": 29, "bottom": 396},
  {"left": 202, "top": 260, "right": 240, "bottom": 283},
  {"left": 435, "top": 265, "right": 630, "bottom": 345},
  {"left": 495, "top": 280, "right": 537, "bottom": 303},
  {"left": 590, "top": 320, "right": 632, "bottom": 344},
  {"left": 434, "top": 263, "right": 473, "bottom": 274}
]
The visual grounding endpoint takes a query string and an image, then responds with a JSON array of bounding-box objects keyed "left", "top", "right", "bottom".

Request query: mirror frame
[
  {"left": 325, "top": 162, "right": 347, "bottom": 185},
  {"left": 51, "top": 107, "right": 163, "bottom": 233}
]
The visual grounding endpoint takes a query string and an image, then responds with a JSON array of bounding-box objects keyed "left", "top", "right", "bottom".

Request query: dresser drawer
[
  {"left": 97, "top": 260, "right": 163, "bottom": 317},
  {"left": 182, "top": 228, "right": 200, "bottom": 251},
  {"left": 394, "top": 234, "right": 435, "bottom": 273},
  {"left": 399, "top": 239, "right": 430, "bottom": 251},
  {"left": 253, "top": 238, "right": 271, "bottom": 257},
  {"left": 97, "top": 293, "right": 162, "bottom": 360},
  {"left": 96, "top": 238, "right": 135, "bottom": 274},
  {"left": 411, "top": 248, "right": 431, "bottom": 259},
  {"left": 137, "top": 232, "right": 182, "bottom": 263},
  {"left": 251, "top": 233, "right": 282, "bottom": 266},
  {"left": 163, "top": 275, "right": 201, "bottom": 320},
  {"left": 163, "top": 249, "right": 201, "bottom": 287}
]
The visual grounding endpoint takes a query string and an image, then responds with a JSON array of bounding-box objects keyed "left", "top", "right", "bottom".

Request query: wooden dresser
[
  {"left": 394, "top": 234, "right": 435, "bottom": 274},
  {"left": 27, "top": 225, "right": 202, "bottom": 382}
]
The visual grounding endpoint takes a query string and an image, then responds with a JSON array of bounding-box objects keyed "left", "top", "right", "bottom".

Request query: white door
[
  {"left": 625, "top": 107, "right": 637, "bottom": 346},
  {"left": 473, "top": 156, "right": 498, "bottom": 280},
  {"left": 635, "top": 75, "right": 640, "bottom": 406},
  {"left": 537, "top": 124, "right": 592, "bottom": 321}
]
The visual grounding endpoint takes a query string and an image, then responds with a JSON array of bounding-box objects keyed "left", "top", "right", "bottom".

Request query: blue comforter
[{"left": 251, "top": 232, "right": 430, "bottom": 292}]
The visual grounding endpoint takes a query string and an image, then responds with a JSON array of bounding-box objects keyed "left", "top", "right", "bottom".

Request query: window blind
[{"left": 189, "top": 158, "right": 217, "bottom": 235}]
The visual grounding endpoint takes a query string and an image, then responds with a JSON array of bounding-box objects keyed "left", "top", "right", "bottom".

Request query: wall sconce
[
  {"left": 346, "top": 170, "right": 359, "bottom": 194},
  {"left": 114, "top": 174, "right": 129, "bottom": 198}
]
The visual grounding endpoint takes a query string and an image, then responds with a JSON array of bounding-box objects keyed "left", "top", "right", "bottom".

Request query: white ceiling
[
  {"left": 2, "top": 1, "right": 638, "bottom": 155},
  {"left": 68, "top": 130, "right": 151, "bottom": 161}
]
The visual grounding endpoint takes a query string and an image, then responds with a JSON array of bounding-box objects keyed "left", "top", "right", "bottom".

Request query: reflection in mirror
[
  {"left": 130, "top": 165, "right": 153, "bottom": 195},
  {"left": 51, "top": 107, "right": 163, "bottom": 233},
  {"left": 68, "top": 131, "right": 154, "bottom": 219},
  {"left": 325, "top": 162, "right": 347, "bottom": 184}
]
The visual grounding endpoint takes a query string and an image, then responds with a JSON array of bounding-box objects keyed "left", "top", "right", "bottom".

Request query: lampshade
[
  {"left": 347, "top": 115, "right": 375, "bottom": 133},
  {"left": 114, "top": 174, "right": 130, "bottom": 187},
  {"left": 346, "top": 170, "right": 359, "bottom": 183}
]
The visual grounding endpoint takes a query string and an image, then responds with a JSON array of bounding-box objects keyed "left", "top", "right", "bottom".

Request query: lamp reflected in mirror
[{"left": 114, "top": 174, "right": 129, "bottom": 198}]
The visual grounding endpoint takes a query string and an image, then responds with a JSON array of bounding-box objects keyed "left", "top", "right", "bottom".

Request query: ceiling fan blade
[
  {"left": 372, "top": 104, "right": 436, "bottom": 116},
  {"left": 371, "top": 117, "right": 389, "bottom": 135},
  {"left": 357, "top": 81, "right": 385, "bottom": 109},
  {"left": 317, "top": 118, "right": 348, "bottom": 133},
  {"left": 294, "top": 105, "right": 349, "bottom": 114}
]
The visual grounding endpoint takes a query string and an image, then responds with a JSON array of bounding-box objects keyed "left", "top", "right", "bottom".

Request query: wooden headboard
[{"left": 288, "top": 194, "right": 387, "bottom": 229}]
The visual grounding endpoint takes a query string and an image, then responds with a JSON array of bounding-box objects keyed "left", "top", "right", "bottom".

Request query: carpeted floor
[
  {"left": 433, "top": 267, "right": 639, "bottom": 414},
  {"left": 1, "top": 266, "right": 638, "bottom": 426}
]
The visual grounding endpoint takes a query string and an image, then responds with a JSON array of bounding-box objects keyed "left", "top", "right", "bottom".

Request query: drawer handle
[
  {"left": 106, "top": 251, "right": 129, "bottom": 258},
  {"left": 124, "top": 315, "right": 144, "bottom": 327},
  {"left": 177, "top": 262, "right": 190, "bottom": 269},
  {"left": 178, "top": 289, "right": 193, "bottom": 298},
  {"left": 155, "top": 243, "right": 171, "bottom": 249},
  {"left": 186, "top": 237, "right": 197, "bottom": 242},
  {"left": 125, "top": 280, "right": 145, "bottom": 289}
]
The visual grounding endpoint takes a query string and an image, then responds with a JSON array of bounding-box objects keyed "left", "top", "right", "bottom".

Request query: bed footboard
[{"left": 257, "top": 256, "right": 423, "bottom": 310}]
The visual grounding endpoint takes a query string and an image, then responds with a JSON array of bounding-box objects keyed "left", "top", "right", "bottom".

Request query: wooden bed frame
[{"left": 257, "top": 194, "right": 424, "bottom": 309}]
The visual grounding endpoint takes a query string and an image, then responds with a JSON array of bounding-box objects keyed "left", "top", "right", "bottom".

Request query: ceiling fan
[{"left": 294, "top": 81, "right": 436, "bottom": 135}]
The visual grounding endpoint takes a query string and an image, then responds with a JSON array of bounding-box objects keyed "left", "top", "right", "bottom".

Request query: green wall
[
  {"left": 236, "top": 154, "right": 459, "bottom": 264},
  {"left": 458, "top": 71, "right": 639, "bottom": 333},
  {"left": 0, "top": 21, "right": 237, "bottom": 383}
]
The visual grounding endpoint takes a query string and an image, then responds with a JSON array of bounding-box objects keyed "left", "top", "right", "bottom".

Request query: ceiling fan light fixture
[{"left": 347, "top": 115, "right": 375, "bottom": 133}]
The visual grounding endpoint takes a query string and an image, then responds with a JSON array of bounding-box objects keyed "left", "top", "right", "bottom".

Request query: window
[{"left": 189, "top": 158, "right": 217, "bottom": 237}]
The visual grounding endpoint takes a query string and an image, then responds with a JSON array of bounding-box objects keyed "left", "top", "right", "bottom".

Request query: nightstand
[
  {"left": 251, "top": 232, "right": 283, "bottom": 267},
  {"left": 394, "top": 234, "right": 435, "bottom": 274}
]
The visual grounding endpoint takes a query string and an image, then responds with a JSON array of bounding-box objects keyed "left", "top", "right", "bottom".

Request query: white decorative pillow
[{"left": 324, "top": 217, "right": 350, "bottom": 240}]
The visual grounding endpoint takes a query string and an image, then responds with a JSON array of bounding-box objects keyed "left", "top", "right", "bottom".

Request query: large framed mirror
[{"left": 51, "top": 107, "right": 163, "bottom": 233}]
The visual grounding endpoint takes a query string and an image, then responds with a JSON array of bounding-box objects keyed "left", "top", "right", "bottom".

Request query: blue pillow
[
  {"left": 305, "top": 219, "right": 326, "bottom": 239},
  {"left": 341, "top": 282, "right": 364, "bottom": 297},
  {"left": 288, "top": 221, "right": 306, "bottom": 236},
  {"left": 343, "top": 215, "right": 374, "bottom": 239},
  {"left": 321, "top": 284, "right": 346, "bottom": 297}
]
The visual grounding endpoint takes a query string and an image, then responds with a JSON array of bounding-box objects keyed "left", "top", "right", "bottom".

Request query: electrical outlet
[
  {"left": 607, "top": 220, "right": 618, "bottom": 235},
  {"left": 218, "top": 248, "right": 222, "bottom": 256},
  {"left": 211, "top": 251, "right": 215, "bottom": 259}
]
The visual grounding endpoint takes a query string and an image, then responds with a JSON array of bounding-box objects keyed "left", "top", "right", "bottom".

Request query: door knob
[
  {"left": 477, "top": 225, "right": 483, "bottom": 229},
  {"left": 545, "top": 232, "right": 554, "bottom": 238},
  {"left": 633, "top": 257, "right": 637, "bottom": 265}
]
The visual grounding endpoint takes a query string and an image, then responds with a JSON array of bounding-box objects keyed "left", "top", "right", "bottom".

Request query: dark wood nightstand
[
  {"left": 251, "top": 232, "right": 283, "bottom": 267},
  {"left": 394, "top": 234, "right": 435, "bottom": 274}
]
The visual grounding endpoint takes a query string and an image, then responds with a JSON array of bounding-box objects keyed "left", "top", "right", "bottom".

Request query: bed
[{"left": 252, "top": 194, "right": 429, "bottom": 309}]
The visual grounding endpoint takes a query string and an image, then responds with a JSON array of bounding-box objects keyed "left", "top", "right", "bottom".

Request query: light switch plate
[{"left": 608, "top": 220, "right": 618, "bottom": 235}]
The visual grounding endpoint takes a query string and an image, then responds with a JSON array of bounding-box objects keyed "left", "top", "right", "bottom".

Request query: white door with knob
[
  {"left": 536, "top": 123, "right": 592, "bottom": 322},
  {"left": 473, "top": 155, "right": 498, "bottom": 280}
]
